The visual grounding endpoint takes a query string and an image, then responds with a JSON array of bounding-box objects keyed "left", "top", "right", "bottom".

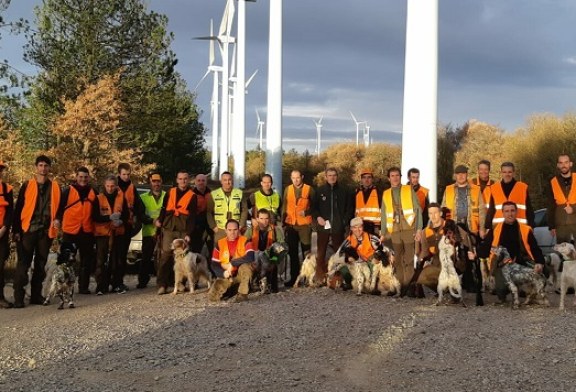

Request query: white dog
[
  {"left": 370, "top": 247, "right": 401, "bottom": 296},
  {"left": 293, "top": 252, "right": 316, "bottom": 288},
  {"left": 171, "top": 239, "right": 212, "bottom": 295},
  {"left": 436, "top": 235, "right": 464, "bottom": 306},
  {"left": 553, "top": 242, "right": 576, "bottom": 310}
]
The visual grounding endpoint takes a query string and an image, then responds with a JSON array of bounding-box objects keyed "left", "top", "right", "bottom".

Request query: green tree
[{"left": 21, "top": 0, "right": 207, "bottom": 174}]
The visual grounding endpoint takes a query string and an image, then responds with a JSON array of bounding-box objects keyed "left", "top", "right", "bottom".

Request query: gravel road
[{"left": 1, "top": 277, "right": 575, "bottom": 392}]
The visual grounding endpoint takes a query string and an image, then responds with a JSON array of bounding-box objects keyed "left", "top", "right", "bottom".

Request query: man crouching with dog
[{"left": 208, "top": 219, "right": 255, "bottom": 302}]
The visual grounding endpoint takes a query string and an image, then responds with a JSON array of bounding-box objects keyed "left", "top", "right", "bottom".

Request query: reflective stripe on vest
[
  {"left": 355, "top": 188, "right": 381, "bottom": 223},
  {"left": 550, "top": 175, "right": 576, "bottom": 206},
  {"left": 94, "top": 191, "right": 125, "bottom": 236},
  {"left": 0, "top": 182, "right": 13, "bottom": 226},
  {"left": 491, "top": 222, "right": 534, "bottom": 261},
  {"left": 166, "top": 188, "right": 194, "bottom": 217},
  {"left": 217, "top": 236, "right": 248, "bottom": 275},
  {"left": 285, "top": 184, "right": 312, "bottom": 226},
  {"left": 21, "top": 178, "right": 61, "bottom": 239},
  {"left": 212, "top": 188, "right": 243, "bottom": 229},
  {"left": 348, "top": 232, "right": 375, "bottom": 261},
  {"left": 141, "top": 190, "right": 165, "bottom": 237},
  {"left": 444, "top": 184, "right": 482, "bottom": 233},
  {"left": 382, "top": 185, "right": 415, "bottom": 231},
  {"left": 254, "top": 190, "right": 280, "bottom": 216},
  {"left": 62, "top": 186, "right": 96, "bottom": 235},
  {"left": 491, "top": 181, "right": 528, "bottom": 225}
]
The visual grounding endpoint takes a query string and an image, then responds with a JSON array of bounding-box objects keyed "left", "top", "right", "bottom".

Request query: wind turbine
[
  {"left": 194, "top": 19, "right": 222, "bottom": 180},
  {"left": 364, "top": 122, "right": 370, "bottom": 148},
  {"left": 256, "top": 109, "right": 265, "bottom": 151},
  {"left": 313, "top": 116, "right": 323, "bottom": 157},
  {"left": 350, "top": 111, "right": 367, "bottom": 146}
]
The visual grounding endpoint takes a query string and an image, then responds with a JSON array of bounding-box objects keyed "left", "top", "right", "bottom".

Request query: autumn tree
[{"left": 49, "top": 73, "right": 154, "bottom": 185}]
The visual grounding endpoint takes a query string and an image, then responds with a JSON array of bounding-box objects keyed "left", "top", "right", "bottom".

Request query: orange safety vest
[
  {"left": 471, "top": 178, "right": 493, "bottom": 209},
  {"left": 251, "top": 225, "right": 276, "bottom": 249},
  {"left": 217, "top": 235, "right": 249, "bottom": 275},
  {"left": 443, "top": 183, "right": 482, "bottom": 233},
  {"left": 491, "top": 181, "right": 529, "bottom": 225},
  {"left": 166, "top": 188, "right": 194, "bottom": 216},
  {"left": 284, "top": 184, "right": 312, "bottom": 226},
  {"left": 123, "top": 183, "right": 136, "bottom": 225},
  {"left": 415, "top": 186, "right": 429, "bottom": 212},
  {"left": 62, "top": 186, "right": 96, "bottom": 235},
  {"left": 550, "top": 175, "right": 576, "bottom": 206},
  {"left": 382, "top": 185, "right": 416, "bottom": 231},
  {"left": 424, "top": 225, "right": 444, "bottom": 256},
  {"left": 20, "top": 178, "right": 61, "bottom": 239},
  {"left": 194, "top": 189, "right": 210, "bottom": 214},
  {"left": 0, "top": 182, "right": 13, "bottom": 226},
  {"left": 348, "top": 232, "right": 375, "bottom": 261},
  {"left": 491, "top": 222, "right": 534, "bottom": 261},
  {"left": 94, "top": 191, "right": 125, "bottom": 237},
  {"left": 355, "top": 187, "right": 381, "bottom": 224}
]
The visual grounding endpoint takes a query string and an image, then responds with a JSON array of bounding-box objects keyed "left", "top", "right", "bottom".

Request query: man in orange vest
[
  {"left": 92, "top": 175, "right": 129, "bottom": 295},
  {"left": 282, "top": 170, "right": 315, "bottom": 287},
  {"left": 12, "top": 155, "right": 61, "bottom": 308},
  {"left": 54, "top": 167, "right": 97, "bottom": 295},
  {"left": 245, "top": 208, "right": 284, "bottom": 293},
  {"left": 471, "top": 160, "right": 494, "bottom": 208},
  {"left": 354, "top": 168, "right": 382, "bottom": 236},
  {"left": 407, "top": 168, "right": 429, "bottom": 228},
  {"left": 0, "top": 161, "right": 14, "bottom": 308},
  {"left": 115, "top": 163, "right": 145, "bottom": 293},
  {"left": 155, "top": 170, "right": 197, "bottom": 295},
  {"left": 190, "top": 174, "right": 213, "bottom": 256},
  {"left": 340, "top": 217, "right": 381, "bottom": 261},
  {"left": 487, "top": 162, "right": 534, "bottom": 228},
  {"left": 486, "top": 201, "right": 545, "bottom": 303},
  {"left": 380, "top": 167, "right": 422, "bottom": 296},
  {"left": 547, "top": 154, "right": 576, "bottom": 243},
  {"left": 208, "top": 219, "right": 255, "bottom": 302}
]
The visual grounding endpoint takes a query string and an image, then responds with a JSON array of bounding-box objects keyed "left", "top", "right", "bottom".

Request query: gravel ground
[{"left": 1, "top": 276, "right": 575, "bottom": 392}]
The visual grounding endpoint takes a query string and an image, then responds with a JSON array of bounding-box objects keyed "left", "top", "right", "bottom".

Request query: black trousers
[
  {"left": 0, "top": 234, "right": 10, "bottom": 299},
  {"left": 14, "top": 230, "right": 52, "bottom": 303},
  {"left": 62, "top": 231, "right": 95, "bottom": 292},
  {"left": 285, "top": 225, "right": 311, "bottom": 283},
  {"left": 113, "top": 228, "right": 132, "bottom": 288},
  {"left": 138, "top": 236, "right": 157, "bottom": 286},
  {"left": 95, "top": 235, "right": 121, "bottom": 293},
  {"left": 189, "top": 224, "right": 214, "bottom": 255}
]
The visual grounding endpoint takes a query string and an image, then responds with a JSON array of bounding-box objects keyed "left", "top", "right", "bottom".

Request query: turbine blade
[
  {"left": 349, "top": 111, "right": 358, "bottom": 123},
  {"left": 194, "top": 69, "right": 211, "bottom": 91},
  {"left": 246, "top": 69, "right": 258, "bottom": 88},
  {"left": 319, "top": 116, "right": 323, "bottom": 125},
  {"left": 209, "top": 20, "right": 215, "bottom": 66}
]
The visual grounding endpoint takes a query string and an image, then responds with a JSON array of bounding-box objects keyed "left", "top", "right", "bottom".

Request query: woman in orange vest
[
  {"left": 92, "top": 175, "right": 129, "bottom": 295},
  {"left": 12, "top": 155, "right": 61, "bottom": 308},
  {"left": 55, "top": 167, "right": 97, "bottom": 295}
]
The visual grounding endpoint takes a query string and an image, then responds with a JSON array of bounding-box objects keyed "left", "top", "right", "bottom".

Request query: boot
[
  {"left": 415, "top": 284, "right": 425, "bottom": 298},
  {"left": 208, "top": 279, "right": 230, "bottom": 302}
]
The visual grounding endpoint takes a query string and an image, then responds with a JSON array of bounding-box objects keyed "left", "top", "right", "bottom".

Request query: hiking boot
[
  {"left": 136, "top": 282, "right": 148, "bottom": 289},
  {"left": 29, "top": 295, "right": 46, "bottom": 305},
  {"left": 78, "top": 289, "right": 91, "bottom": 295},
  {"left": 13, "top": 302, "right": 25, "bottom": 309}
]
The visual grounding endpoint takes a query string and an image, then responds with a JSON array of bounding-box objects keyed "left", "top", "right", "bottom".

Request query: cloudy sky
[{"left": 3, "top": 1, "right": 576, "bottom": 152}]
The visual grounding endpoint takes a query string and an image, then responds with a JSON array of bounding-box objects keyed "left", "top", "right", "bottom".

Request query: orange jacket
[
  {"left": 166, "top": 187, "right": 194, "bottom": 216},
  {"left": 0, "top": 182, "right": 13, "bottom": 227},
  {"left": 94, "top": 191, "right": 125, "bottom": 237},
  {"left": 490, "top": 181, "right": 529, "bottom": 225},
  {"left": 62, "top": 186, "right": 96, "bottom": 235},
  {"left": 284, "top": 184, "right": 312, "bottom": 226},
  {"left": 20, "top": 178, "right": 61, "bottom": 239}
]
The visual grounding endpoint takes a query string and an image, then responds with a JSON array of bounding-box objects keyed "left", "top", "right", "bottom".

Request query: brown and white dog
[
  {"left": 437, "top": 234, "right": 464, "bottom": 306},
  {"left": 171, "top": 239, "right": 212, "bottom": 295},
  {"left": 370, "top": 247, "right": 401, "bottom": 296}
]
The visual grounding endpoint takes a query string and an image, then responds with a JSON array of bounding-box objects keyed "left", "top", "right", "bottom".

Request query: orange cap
[{"left": 360, "top": 168, "right": 373, "bottom": 176}]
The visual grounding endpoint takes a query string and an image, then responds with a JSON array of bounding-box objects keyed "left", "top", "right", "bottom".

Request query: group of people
[{"left": 0, "top": 153, "right": 574, "bottom": 307}]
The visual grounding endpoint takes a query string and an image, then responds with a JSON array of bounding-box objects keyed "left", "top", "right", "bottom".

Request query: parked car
[{"left": 533, "top": 208, "right": 555, "bottom": 255}]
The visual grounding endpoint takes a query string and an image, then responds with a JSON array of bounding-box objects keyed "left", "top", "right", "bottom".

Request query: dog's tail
[{"left": 448, "top": 286, "right": 462, "bottom": 298}]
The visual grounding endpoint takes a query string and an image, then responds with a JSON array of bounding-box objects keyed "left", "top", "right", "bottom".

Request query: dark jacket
[{"left": 312, "top": 182, "right": 353, "bottom": 234}]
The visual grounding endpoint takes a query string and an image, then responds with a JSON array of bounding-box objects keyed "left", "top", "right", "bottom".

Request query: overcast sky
[{"left": 3, "top": 1, "right": 576, "bottom": 152}]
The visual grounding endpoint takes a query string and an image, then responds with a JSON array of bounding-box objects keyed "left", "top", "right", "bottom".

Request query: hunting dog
[
  {"left": 491, "top": 246, "right": 549, "bottom": 309},
  {"left": 552, "top": 242, "right": 576, "bottom": 310},
  {"left": 293, "top": 252, "right": 316, "bottom": 288},
  {"left": 253, "top": 242, "right": 289, "bottom": 294},
  {"left": 44, "top": 242, "right": 77, "bottom": 310},
  {"left": 327, "top": 251, "right": 372, "bottom": 295},
  {"left": 171, "top": 238, "right": 212, "bottom": 295},
  {"left": 436, "top": 234, "right": 464, "bottom": 306},
  {"left": 370, "top": 247, "right": 401, "bottom": 296}
]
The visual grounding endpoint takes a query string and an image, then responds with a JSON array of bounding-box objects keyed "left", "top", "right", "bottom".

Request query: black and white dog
[
  {"left": 253, "top": 242, "right": 289, "bottom": 294},
  {"left": 44, "top": 242, "right": 77, "bottom": 309},
  {"left": 491, "top": 246, "right": 549, "bottom": 309}
]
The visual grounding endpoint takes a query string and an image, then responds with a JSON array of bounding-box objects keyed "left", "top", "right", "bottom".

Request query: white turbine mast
[
  {"left": 350, "top": 111, "right": 367, "bottom": 146},
  {"left": 313, "top": 116, "right": 323, "bottom": 157},
  {"left": 364, "top": 122, "right": 370, "bottom": 147},
  {"left": 256, "top": 109, "right": 265, "bottom": 151}
]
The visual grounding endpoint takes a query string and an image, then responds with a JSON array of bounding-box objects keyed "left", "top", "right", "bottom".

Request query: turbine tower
[
  {"left": 350, "top": 111, "right": 366, "bottom": 146},
  {"left": 218, "top": 0, "right": 235, "bottom": 174},
  {"left": 256, "top": 109, "right": 264, "bottom": 151},
  {"left": 313, "top": 116, "right": 323, "bottom": 157},
  {"left": 364, "top": 123, "right": 370, "bottom": 148},
  {"left": 401, "top": 0, "right": 438, "bottom": 200},
  {"left": 266, "top": 0, "right": 283, "bottom": 193}
]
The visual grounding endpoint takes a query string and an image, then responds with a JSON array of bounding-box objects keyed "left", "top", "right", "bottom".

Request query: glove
[{"left": 110, "top": 212, "right": 121, "bottom": 221}]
